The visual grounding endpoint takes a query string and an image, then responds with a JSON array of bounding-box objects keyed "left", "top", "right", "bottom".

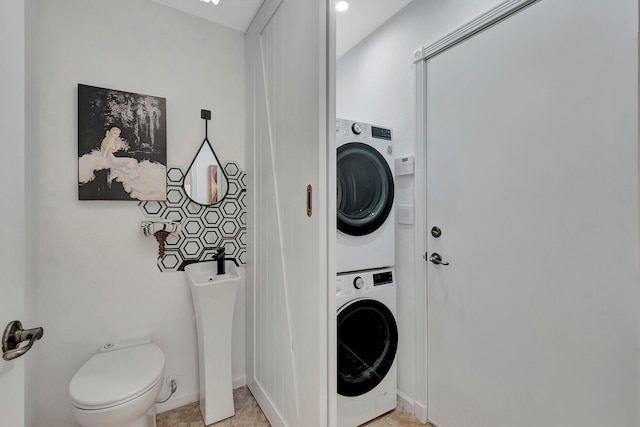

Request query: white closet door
[
  {"left": 0, "top": 1, "right": 27, "bottom": 426},
  {"left": 246, "top": 0, "right": 332, "bottom": 426},
  {"left": 425, "top": 1, "right": 639, "bottom": 426}
]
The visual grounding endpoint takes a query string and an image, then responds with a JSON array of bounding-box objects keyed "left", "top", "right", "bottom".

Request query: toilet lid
[{"left": 69, "top": 343, "right": 165, "bottom": 409}]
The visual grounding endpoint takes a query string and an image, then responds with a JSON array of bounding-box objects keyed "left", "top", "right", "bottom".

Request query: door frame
[
  {"left": 0, "top": 1, "right": 27, "bottom": 425},
  {"left": 412, "top": 0, "right": 541, "bottom": 423}
]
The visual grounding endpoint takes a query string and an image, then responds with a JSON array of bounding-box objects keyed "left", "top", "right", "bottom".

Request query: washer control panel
[
  {"left": 336, "top": 268, "right": 394, "bottom": 297},
  {"left": 353, "top": 276, "right": 365, "bottom": 289}
]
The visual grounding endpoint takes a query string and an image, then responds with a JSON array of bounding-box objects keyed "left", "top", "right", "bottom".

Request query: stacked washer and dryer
[{"left": 336, "top": 119, "right": 398, "bottom": 427}]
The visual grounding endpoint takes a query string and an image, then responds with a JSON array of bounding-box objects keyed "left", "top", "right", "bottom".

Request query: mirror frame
[{"left": 182, "top": 137, "right": 230, "bottom": 206}]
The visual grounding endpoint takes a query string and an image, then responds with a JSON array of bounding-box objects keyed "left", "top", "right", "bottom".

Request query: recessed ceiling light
[
  {"left": 200, "top": 0, "right": 220, "bottom": 5},
  {"left": 336, "top": 1, "right": 349, "bottom": 12}
]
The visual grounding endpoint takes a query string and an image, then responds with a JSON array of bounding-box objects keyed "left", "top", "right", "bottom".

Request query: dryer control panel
[
  {"left": 336, "top": 119, "right": 393, "bottom": 143},
  {"left": 371, "top": 126, "right": 392, "bottom": 141}
]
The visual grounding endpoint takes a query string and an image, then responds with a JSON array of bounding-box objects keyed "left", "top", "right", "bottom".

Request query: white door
[
  {"left": 425, "top": 1, "right": 639, "bottom": 426},
  {"left": 0, "top": 2, "right": 27, "bottom": 426},
  {"left": 245, "top": 0, "right": 333, "bottom": 426}
]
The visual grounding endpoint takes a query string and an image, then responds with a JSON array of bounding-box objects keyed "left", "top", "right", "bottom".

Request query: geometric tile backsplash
[{"left": 138, "top": 161, "right": 246, "bottom": 272}]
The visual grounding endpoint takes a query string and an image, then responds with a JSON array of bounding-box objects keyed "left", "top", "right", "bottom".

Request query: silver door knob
[
  {"left": 2, "top": 320, "right": 44, "bottom": 361},
  {"left": 428, "top": 252, "right": 449, "bottom": 266}
]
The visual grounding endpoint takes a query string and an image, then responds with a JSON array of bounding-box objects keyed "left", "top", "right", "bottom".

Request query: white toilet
[{"left": 69, "top": 339, "right": 165, "bottom": 427}]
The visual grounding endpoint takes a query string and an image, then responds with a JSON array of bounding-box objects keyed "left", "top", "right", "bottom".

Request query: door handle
[
  {"left": 2, "top": 320, "right": 44, "bottom": 361},
  {"left": 428, "top": 252, "right": 449, "bottom": 266}
]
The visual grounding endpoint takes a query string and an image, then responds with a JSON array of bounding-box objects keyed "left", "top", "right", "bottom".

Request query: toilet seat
[{"left": 69, "top": 343, "right": 165, "bottom": 410}]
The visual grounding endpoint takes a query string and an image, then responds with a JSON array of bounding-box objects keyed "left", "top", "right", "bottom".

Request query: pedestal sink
[{"left": 185, "top": 260, "right": 240, "bottom": 424}]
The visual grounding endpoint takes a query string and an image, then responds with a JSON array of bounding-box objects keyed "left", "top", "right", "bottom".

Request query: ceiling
[
  {"left": 150, "top": 0, "right": 264, "bottom": 33},
  {"left": 150, "top": 0, "right": 413, "bottom": 57},
  {"left": 336, "top": 0, "right": 413, "bottom": 57}
]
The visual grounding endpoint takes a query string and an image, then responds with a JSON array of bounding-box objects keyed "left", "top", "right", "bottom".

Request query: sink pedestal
[{"left": 185, "top": 260, "right": 240, "bottom": 424}]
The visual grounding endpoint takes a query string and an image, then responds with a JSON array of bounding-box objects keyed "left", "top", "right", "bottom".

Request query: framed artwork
[{"left": 78, "top": 84, "right": 167, "bottom": 201}]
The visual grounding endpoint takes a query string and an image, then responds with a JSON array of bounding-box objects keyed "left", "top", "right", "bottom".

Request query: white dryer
[
  {"left": 336, "top": 119, "right": 395, "bottom": 273},
  {"left": 337, "top": 268, "right": 398, "bottom": 427}
]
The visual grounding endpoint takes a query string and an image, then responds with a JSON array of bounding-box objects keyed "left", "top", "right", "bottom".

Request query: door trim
[
  {"left": 412, "top": 0, "right": 539, "bottom": 64},
  {"left": 412, "top": 0, "right": 542, "bottom": 423},
  {"left": 327, "top": 0, "right": 337, "bottom": 425}
]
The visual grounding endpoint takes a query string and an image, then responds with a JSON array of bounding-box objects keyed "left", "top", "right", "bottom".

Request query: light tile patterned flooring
[{"left": 156, "top": 386, "right": 430, "bottom": 427}]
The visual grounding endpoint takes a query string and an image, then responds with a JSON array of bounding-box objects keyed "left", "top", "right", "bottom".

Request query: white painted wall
[
  {"left": 27, "top": 0, "right": 246, "bottom": 425},
  {"left": 336, "top": 0, "right": 514, "bottom": 410}
]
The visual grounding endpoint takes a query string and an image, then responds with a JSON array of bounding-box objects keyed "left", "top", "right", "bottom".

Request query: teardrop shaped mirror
[{"left": 183, "top": 110, "right": 229, "bottom": 205}]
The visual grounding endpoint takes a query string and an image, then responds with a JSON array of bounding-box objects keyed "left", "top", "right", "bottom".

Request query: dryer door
[
  {"left": 337, "top": 143, "right": 394, "bottom": 236},
  {"left": 337, "top": 298, "right": 398, "bottom": 397}
]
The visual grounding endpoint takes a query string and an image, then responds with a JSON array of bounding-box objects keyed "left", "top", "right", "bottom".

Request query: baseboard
[
  {"left": 233, "top": 375, "right": 247, "bottom": 389},
  {"left": 156, "top": 389, "right": 199, "bottom": 414},
  {"left": 414, "top": 400, "right": 428, "bottom": 424},
  {"left": 156, "top": 375, "right": 248, "bottom": 415},
  {"left": 396, "top": 392, "right": 429, "bottom": 425},
  {"left": 247, "top": 379, "right": 287, "bottom": 427},
  {"left": 396, "top": 390, "right": 415, "bottom": 414}
]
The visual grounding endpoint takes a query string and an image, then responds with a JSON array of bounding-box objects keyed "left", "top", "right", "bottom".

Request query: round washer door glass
[
  {"left": 337, "top": 142, "right": 394, "bottom": 236},
  {"left": 337, "top": 299, "right": 398, "bottom": 397}
]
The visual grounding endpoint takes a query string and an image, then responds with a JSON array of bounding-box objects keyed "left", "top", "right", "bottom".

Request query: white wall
[
  {"left": 336, "top": 0, "right": 510, "bottom": 409},
  {"left": 28, "top": 0, "right": 246, "bottom": 425}
]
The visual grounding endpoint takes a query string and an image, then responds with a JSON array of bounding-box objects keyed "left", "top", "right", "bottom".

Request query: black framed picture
[{"left": 78, "top": 84, "right": 167, "bottom": 201}]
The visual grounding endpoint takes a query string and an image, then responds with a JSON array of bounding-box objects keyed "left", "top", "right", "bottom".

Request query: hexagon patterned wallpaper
[{"left": 139, "top": 162, "right": 246, "bottom": 272}]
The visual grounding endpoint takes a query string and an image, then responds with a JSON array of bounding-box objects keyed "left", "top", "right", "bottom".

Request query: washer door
[
  {"left": 337, "top": 143, "right": 394, "bottom": 236},
  {"left": 337, "top": 298, "right": 398, "bottom": 397}
]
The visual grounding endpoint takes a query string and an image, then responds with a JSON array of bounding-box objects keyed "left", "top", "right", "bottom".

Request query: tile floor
[{"left": 156, "top": 386, "right": 430, "bottom": 426}]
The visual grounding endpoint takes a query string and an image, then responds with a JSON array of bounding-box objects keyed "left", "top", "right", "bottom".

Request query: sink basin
[
  {"left": 184, "top": 260, "right": 240, "bottom": 424},
  {"left": 185, "top": 259, "right": 239, "bottom": 285}
]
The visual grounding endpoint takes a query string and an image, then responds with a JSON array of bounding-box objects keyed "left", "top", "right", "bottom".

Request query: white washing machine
[
  {"left": 336, "top": 119, "right": 395, "bottom": 274},
  {"left": 337, "top": 268, "right": 398, "bottom": 427}
]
